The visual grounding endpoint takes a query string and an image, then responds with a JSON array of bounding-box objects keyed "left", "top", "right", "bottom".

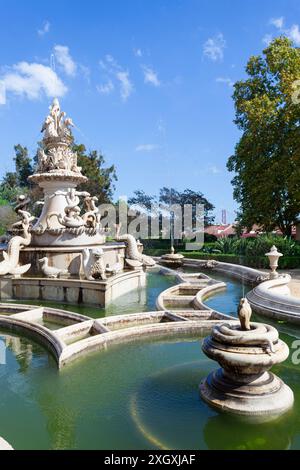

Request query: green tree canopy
[
  {"left": 159, "top": 187, "right": 215, "bottom": 226},
  {"left": 74, "top": 144, "right": 117, "bottom": 204},
  {"left": 14, "top": 144, "right": 33, "bottom": 187},
  {"left": 128, "top": 190, "right": 157, "bottom": 211},
  {"left": 127, "top": 187, "right": 215, "bottom": 229},
  {"left": 227, "top": 36, "right": 300, "bottom": 236},
  {"left": 0, "top": 143, "right": 117, "bottom": 208}
]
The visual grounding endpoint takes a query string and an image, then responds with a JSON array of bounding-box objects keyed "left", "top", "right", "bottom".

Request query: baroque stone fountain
[
  {"left": 0, "top": 99, "right": 155, "bottom": 306},
  {"left": 200, "top": 298, "right": 294, "bottom": 420}
]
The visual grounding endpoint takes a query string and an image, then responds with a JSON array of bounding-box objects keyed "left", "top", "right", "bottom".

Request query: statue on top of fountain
[
  {"left": 41, "top": 98, "right": 74, "bottom": 140},
  {"left": 37, "top": 98, "right": 82, "bottom": 174}
]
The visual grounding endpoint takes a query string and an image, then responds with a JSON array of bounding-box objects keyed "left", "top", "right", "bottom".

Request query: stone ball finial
[{"left": 237, "top": 297, "right": 252, "bottom": 330}]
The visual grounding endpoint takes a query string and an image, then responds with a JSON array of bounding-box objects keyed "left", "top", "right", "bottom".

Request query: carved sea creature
[
  {"left": 0, "top": 218, "right": 31, "bottom": 276},
  {"left": 237, "top": 297, "right": 252, "bottom": 331},
  {"left": 215, "top": 321, "right": 276, "bottom": 354},
  {"left": 114, "top": 224, "right": 156, "bottom": 267},
  {"left": 82, "top": 196, "right": 100, "bottom": 228},
  {"left": 47, "top": 210, "right": 85, "bottom": 228},
  {"left": 38, "top": 257, "right": 69, "bottom": 278}
]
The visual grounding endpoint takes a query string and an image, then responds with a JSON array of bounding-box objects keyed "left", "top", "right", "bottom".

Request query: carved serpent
[{"left": 212, "top": 322, "right": 278, "bottom": 354}]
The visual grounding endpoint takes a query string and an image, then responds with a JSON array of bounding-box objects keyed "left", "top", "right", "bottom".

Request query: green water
[{"left": 1, "top": 271, "right": 300, "bottom": 450}]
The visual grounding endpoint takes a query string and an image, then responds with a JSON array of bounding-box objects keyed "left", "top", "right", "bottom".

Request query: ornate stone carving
[
  {"left": 255, "top": 274, "right": 270, "bottom": 283},
  {"left": 11, "top": 195, "right": 34, "bottom": 230},
  {"left": 200, "top": 302, "right": 294, "bottom": 418},
  {"left": 82, "top": 195, "right": 100, "bottom": 228},
  {"left": 237, "top": 297, "right": 252, "bottom": 331},
  {"left": 202, "top": 260, "right": 218, "bottom": 269},
  {"left": 0, "top": 214, "right": 31, "bottom": 276},
  {"left": 38, "top": 257, "right": 69, "bottom": 278},
  {"left": 114, "top": 224, "right": 155, "bottom": 267},
  {"left": 105, "top": 254, "right": 123, "bottom": 276},
  {"left": 36, "top": 98, "right": 82, "bottom": 175},
  {"left": 82, "top": 248, "right": 106, "bottom": 281},
  {"left": 46, "top": 188, "right": 89, "bottom": 228}
]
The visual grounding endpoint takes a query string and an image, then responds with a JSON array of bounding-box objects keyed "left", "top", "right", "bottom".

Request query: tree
[
  {"left": 0, "top": 145, "right": 33, "bottom": 203},
  {"left": 74, "top": 144, "right": 117, "bottom": 204},
  {"left": 227, "top": 37, "right": 300, "bottom": 236},
  {"left": 128, "top": 190, "right": 157, "bottom": 211},
  {"left": 159, "top": 187, "right": 215, "bottom": 226},
  {"left": 13, "top": 144, "right": 33, "bottom": 187}
]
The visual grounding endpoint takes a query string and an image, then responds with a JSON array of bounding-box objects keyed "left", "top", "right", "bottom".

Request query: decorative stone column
[
  {"left": 265, "top": 245, "right": 283, "bottom": 279},
  {"left": 28, "top": 98, "right": 106, "bottom": 247},
  {"left": 200, "top": 299, "right": 294, "bottom": 420}
]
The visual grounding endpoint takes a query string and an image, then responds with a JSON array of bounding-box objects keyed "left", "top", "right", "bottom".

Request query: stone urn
[
  {"left": 265, "top": 245, "right": 283, "bottom": 279},
  {"left": 200, "top": 299, "right": 294, "bottom": 420}
]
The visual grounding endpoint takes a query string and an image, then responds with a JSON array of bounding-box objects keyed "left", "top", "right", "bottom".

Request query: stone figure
[
  {"left": 11, "top": 195, "right": 34, "bottom": 230},
  {"left": 47, "top": 189, "right": 89, "bottom": 228},
  {"left": 237, "top": 297, "right": 252, "bottom": 331},
  {"left": 0, "top": 214, "right": 32, "bottom": 276},
  {"left": 105, "top": 254, "right": 123, "bottom": 276},
  {"left": 59, "top": 116, "right": 74, "bottom": 138},
  {"left": 200, "top": 317, "right": 293, "bottom": 417},
  {"left": 41, "top": 115, "right": 56, "bottom": 138},
  {"left": 38, "top": 98, "right": 82, "bottom": 174},
  {"left": 82, "top": 248, "right": 106, "bottom": 281},
  {"left": 114, "top": 224, "right": 155, "bottom": 267},
  {"left": 82, "top": 195, "right": 100, "bottom": 228},
  {"left": 38, "top": 257, "right": 69, "bottom": 278}
]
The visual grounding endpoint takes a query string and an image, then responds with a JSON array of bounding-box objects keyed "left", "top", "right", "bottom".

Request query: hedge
[{"left": 179, "top": 252, "right": 300, "bottom": 269}]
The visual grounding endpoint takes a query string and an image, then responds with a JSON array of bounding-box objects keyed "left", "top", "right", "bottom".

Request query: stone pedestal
[
  {"left": 160, "top": 247, "right": 184, "bottom": 269},
  {"left": 200, "top": 321, "right": 294, "bottom": 420}
]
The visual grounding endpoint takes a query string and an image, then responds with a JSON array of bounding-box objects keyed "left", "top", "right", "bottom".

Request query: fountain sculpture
[
  {"left": 200, "top": 297, "right": 294, "bottom": 419},
  {"left": 160, "top": 246, "right": 184, "bottom": 269},
  {"left": 0, "top": 98, "right": 155, "bottom": 306}
]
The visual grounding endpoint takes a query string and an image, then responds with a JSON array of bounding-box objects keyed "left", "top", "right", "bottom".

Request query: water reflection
[{"left": 0, "top": 270, "right": 300, "bottom": 449}]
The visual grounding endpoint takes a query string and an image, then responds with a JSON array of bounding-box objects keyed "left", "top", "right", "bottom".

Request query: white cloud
[
  {"left": 0, "top": 81, "right": 6, "bottom": 104},
  {"left": 37, "top": 20, "right": 50, "bottom": 36},
  {"left": 287, "top": 24, "right": 300, "bottom": 45},
  {"left": 216, "top": 77, "right": 234, "bottom": 87},
  {"left": 116, "top": 71, "right": 133, "bottom": 101},
  {"left": 268, "top": 17, "right": 300, "bottom": 46},
  {"left": 203, "top": 33, "right": 226, "bottom": 62},
  {"left": 134, "top": 48, "right": 143, "bottom": 57},
  {"left": 79, "top": 64, "right": 91, "bottom": 83},
  {"left": 142, "top": 65, "right": 160, "bottom": 87},
  {"left": 54, "top": 45, "right": 77, "bottom": 76},
  {"left": 208, "top": 165, "right": 221, "bottom": 174},
  {"left": 0, "top": 62, "right": 67, "bottom": 105},
  {"left": 135, "top": 144, "right": 160, "bottom": 152},
  {"left": 97, "top": 80, "right": 114, "bottom": 95},
  {"left": 270, "top": 17, "right": 284, "bottom": 29},
  {"left": 98, "top": 55, "right": 133, "bottom": 101},
  {"left": 262, "top": 33, "right": 273, "bottom": 46}
]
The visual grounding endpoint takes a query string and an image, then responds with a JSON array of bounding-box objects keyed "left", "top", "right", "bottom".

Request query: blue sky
[{"left": 0, "top": 0, "right": 300, "bottom": 222}]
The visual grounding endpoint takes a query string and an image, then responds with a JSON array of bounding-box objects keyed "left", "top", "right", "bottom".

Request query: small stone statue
[
  {"left": 82, "top": 248, "right": 106, "bottom": 281},
  {"left": 38, "top": 257, "right": 69, "bottom": 278},
  {"left": 105, "top": 254, "right": 123, "bottom": 276},
  {"left": 237, "top": 297, "right": 252, "bottom": 331}
]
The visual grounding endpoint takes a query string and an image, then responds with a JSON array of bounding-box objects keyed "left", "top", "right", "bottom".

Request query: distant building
[
  {"left": 204, "top": 223, "right": 290, "bottom": 239},
  {"left": 204, "top": 224, "right": 236, "bottom": 238}
]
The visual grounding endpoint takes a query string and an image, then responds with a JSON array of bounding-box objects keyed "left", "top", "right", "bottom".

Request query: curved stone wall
[{"left": 246, "top": 275, "right": 300, "bottom": 325}]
